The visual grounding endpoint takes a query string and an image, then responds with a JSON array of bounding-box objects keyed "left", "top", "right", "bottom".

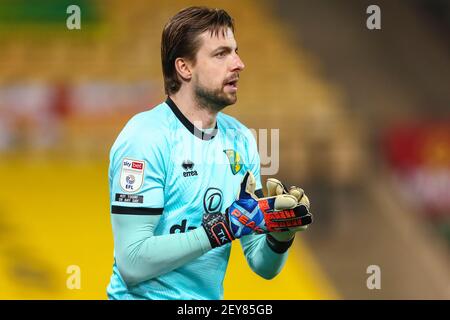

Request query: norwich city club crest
[{"left": 223, "top": 149, "right": 243, "bottom": 175}]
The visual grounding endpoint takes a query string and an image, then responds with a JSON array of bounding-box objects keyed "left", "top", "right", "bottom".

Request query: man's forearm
[
  {"left": 240, "top": 233, "right": 292, "bottom": 280},
  {"left": 112, "top": 214, "right": 212, "bottom": 286}
]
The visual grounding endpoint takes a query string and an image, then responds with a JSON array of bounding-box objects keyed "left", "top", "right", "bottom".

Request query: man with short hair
[{"left": 107, "top": 6, "right": 312, "bottom": 300}]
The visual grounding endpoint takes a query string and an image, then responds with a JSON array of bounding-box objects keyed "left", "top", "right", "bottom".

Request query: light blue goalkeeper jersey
[{"left": 106, "top": 98, "right": 289, "bottom": 300}]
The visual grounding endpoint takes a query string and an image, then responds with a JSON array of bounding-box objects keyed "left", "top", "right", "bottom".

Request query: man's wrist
[
  {"left": 202, "top": 213, "right": 235, "bottom": 248},
  {"left": 266, "top": 233, "right": 295, "bottom": 254},
  {"left": 193, "top": 227, "right": 215, "bottom": 252}
]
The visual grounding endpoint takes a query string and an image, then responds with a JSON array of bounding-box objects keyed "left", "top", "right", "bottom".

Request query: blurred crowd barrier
[
  {"left": 0, "top": 81, "right": 160, "bottom": 154},
  {"left": 383, "top": 122, "right": 450, "bottom": 241}
]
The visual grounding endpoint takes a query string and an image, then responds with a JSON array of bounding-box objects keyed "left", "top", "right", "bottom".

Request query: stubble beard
[{"left": 194, "top": 80, "right": 237, "bottom": 113}]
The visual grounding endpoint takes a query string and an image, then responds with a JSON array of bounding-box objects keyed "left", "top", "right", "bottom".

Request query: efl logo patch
[{"left": 120, "top": 158, "right": 145, "bottom": 193}]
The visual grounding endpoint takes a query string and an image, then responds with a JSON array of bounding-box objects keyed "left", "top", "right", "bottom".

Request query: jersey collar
[{"left": 166, "top": 97, "right": 218, "bottom": 141}]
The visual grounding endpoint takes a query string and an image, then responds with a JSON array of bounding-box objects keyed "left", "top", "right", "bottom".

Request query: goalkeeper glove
[
  {"left": 202, "top": 171, "right": 312, "bottom": 248},
  {"left": 266, "top": 178, "right": 312, "bottom": 242}
]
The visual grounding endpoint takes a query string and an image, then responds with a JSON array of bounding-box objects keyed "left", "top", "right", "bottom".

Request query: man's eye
[{"left": 216, "top": 51, "right": 226, "bottom": 58}]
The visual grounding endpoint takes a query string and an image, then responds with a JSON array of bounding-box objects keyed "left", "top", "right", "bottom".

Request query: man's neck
[{"left": 169, "top": 90, "right": 217, "bottom": 130}]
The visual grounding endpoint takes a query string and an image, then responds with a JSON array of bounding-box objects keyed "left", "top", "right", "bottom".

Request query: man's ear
[{"left": 174, "top": 57, "right": 192, "bottom": 81}]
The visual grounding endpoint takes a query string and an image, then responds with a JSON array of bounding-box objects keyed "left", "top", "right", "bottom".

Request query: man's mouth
[{"left": 224, "top": 78, "right": 239, "bottom": 91}]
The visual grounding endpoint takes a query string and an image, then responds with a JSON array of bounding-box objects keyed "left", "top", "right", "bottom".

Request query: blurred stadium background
[{"left": 0, "top": 0, "right": 449, "bottom": 299}]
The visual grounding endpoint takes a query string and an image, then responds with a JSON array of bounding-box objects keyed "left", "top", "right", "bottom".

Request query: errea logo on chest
[
  {"left": 120, "top": 158, "right": 145, "bottom": 193},
  {"left": 182, "top": 160, "right": 198, "bottom": 178}
]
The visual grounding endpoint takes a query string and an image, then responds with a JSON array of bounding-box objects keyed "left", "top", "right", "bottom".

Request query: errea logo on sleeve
[{"left": 120, "top": 158, "right": 145, "bottom": 193}]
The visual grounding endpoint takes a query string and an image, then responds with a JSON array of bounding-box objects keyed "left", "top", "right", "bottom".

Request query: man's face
[{"left": 190, "top": 28, "right": 245, "bottom": 111}]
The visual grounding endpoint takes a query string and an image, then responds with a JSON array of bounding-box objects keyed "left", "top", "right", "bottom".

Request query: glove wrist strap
[
  {"left": 202, "top": 213, "right": 235, "bottom": 248},
  {"left": 266, "top": 233, "right": 294, "bottom": 254}
]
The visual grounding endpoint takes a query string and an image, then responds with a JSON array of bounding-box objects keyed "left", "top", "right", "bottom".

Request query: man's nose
[{"left": 232, "top": 54, "right": 245, "bottom": 72}]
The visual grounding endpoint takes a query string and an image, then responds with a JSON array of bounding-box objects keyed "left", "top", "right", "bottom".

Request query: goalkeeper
[{"left": 107, "top": 6, "right": 313, "bottom": 300}]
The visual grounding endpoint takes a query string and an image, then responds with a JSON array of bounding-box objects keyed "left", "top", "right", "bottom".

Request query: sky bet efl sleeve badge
[{"left": 120, "top": 158, "right": 145, "bottom": 193}]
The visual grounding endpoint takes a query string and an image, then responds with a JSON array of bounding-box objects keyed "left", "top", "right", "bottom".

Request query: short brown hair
[{"left": 161, "top": 7, "right": 235, "bottom": 95}]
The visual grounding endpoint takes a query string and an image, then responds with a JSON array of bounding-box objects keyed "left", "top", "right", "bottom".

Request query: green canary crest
[{"left": 223, "top": 149, "right": 243, "bottom": 175}]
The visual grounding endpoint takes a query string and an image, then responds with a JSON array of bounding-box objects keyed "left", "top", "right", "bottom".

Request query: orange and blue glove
[{"left": 202, "top": 171, "right": 312, "bottom": 248}]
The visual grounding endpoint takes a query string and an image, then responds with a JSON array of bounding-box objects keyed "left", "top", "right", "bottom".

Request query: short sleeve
[{"left": 109, "top": 126, "right": 166, "bottom": 212}]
